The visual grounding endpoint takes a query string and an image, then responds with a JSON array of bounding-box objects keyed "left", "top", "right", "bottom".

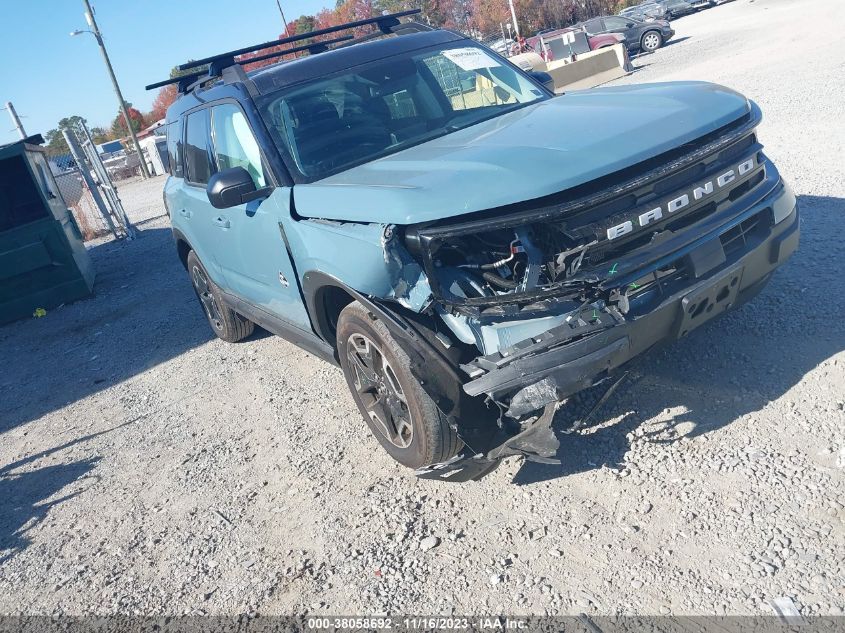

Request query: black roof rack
[
  {"left": 240, "top": 34, "right": 355, "bottom": 66},
  {"left": 144, "top": 33, "right": 359, "bottom": 92},
  {"left": 145, "top": 9, "right": 425, "bottom": 93},
  {"left": 145, "top": 69, "right": 209, "bottom": 92},
  {"left": 333, "top": 20, "right": 432, "bottom": 49}
]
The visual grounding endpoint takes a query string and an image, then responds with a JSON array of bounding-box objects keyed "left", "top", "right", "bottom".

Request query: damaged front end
[
  {"left": 398, "top": 112, "right": 799, "bottom": 481},
  {"left": 386, "top": 207, "right": 634, "bottom": 481},
  {"left": 300, "top": 108, "right": 798, "bottom": 482}
]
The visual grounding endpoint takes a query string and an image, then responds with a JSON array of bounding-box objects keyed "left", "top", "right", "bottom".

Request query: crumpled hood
[{"left": 292, "top": 81, "right": 751, "bottom": 225}]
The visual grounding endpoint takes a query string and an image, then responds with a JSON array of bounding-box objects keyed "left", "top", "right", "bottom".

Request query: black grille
[
  {"left": 720, "top": 212, "right": 763, "bottom": 257},
  {"left": 625, "top": 261, "right": 689, "bottom": 314},
  {"left": 585, "top": 147, "right": 764, "bottom": 255}
]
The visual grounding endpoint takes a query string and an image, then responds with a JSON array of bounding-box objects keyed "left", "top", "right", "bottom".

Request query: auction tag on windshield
[{"left": 443, "top": 47, "right": 501, "bottom": 71}]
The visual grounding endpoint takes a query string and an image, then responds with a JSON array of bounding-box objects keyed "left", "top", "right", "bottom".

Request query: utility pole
[
  {"left": 3, "top": 101, "right": 27, "bottom": 140},
  {"left": 79, "top": 0, "right": 150, "bottom": 179}
]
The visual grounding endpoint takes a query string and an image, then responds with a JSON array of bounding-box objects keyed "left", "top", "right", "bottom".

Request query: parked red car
[{"left": 527, "top": 27, "right": 625, "bottom": 61}]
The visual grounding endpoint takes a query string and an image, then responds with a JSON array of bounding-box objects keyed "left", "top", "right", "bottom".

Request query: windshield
[{"left": 257, "top": 43, "right": 548, "bottom": 181}]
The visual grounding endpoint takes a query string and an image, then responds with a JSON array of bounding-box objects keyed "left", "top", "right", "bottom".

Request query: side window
[
  {"left": 184, "top": 109, "right": 213, "bottom": 185},
  {"left": 211, "top": 103, "right": 266, "bottom": 188},
  {"left": 604, "top": 17, "right": 628, "bottom": 29},
  {"left": 583, "top": 18, "right": 603, "bottom": 34},
  {"left": 166, "top": 118, "right": 183, "bottom": 178}
]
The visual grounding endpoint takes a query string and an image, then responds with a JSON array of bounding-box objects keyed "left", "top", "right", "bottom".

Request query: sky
[{"left": 0, "top": 0, "right": 331, "bottom": 145}]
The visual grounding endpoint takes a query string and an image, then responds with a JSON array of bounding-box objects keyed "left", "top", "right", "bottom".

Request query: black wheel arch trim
[
  {"left": 302, "top": 270, "right": 472, "bottom": 421},
  {"left": 172, "top": 227, "right": 192, "bottom": 269}
]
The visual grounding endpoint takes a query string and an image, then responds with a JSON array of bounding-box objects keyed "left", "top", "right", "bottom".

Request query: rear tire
[
  {"left": 641, "top": 30, "right": 664, "bottom": 53},
  {"left": 336, "top": 301, "right": 461, "bottom": 469},
  {"left": 186, "top": 250, "right": 254, "bottom": 343}
]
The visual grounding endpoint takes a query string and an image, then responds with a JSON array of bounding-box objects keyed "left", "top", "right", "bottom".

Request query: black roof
[{"left": 248, "top": 30, "right": 464, "bottom": 94}]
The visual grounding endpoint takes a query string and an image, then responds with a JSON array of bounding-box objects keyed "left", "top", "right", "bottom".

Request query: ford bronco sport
[{"left": 148, "top": 10, "right": 799, "bottom": 481}]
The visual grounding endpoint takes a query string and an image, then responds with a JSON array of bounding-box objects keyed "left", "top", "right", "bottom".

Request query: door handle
[{"left": 213, "top": 216, "right": 230, "bottom": 229}]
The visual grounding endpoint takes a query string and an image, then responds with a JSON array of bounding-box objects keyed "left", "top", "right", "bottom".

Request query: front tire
[
  {"left": 336, "top": 301, "right": 461, "bottom": 469},
  {"left": 186, "top": 250, "right": 254, "bottom": 343},
  {"left": 641, "top": 30, "right": 664, "bottom": 53}
]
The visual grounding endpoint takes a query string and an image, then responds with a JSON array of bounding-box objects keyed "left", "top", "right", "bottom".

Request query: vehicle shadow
[
  {"left": 628, "top": 61, "right": 654, "bottom": 73},
  {"left": 664, "top": 36, "right": 692, "bottom": 47},
  {"left": 513, "top": 194, "right": 845, "bottom": 484},
  {"left": 0, "top": 226, "right": 217, "bottom": 436},
  {"left": 630, "top": 37, "right": 691, "bottom": 63},
  {"left": 0, "top": 422, "right": 137, "bottom": 561},
  {"left": 0, "top": 452, "right": 101, "bottom": 564}
]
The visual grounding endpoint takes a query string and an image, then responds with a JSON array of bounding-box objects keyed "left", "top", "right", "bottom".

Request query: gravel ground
[{"left": 1, "top": 0, "right": 843, "bottom": 617}]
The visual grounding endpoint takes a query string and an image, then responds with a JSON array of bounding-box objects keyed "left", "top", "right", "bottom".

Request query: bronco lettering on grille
[{"left": 606, "top": 157, "right": 756, "bottom": 241}]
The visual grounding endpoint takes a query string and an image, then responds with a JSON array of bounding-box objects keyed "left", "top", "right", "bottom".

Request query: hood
[{"left": 292, "top": 81, "right": 752, "bottom": 225}]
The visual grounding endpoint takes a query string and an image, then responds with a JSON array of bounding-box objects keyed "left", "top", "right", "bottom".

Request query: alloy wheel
[
  {"left": 643, "top": 32, "right": 661, "bottom": 51},
  {"left": 191, "top": 265, "right": 224, "bottom": 331},
  {"left": 346, "top": 333, "right": 414, "bottom": 449}
]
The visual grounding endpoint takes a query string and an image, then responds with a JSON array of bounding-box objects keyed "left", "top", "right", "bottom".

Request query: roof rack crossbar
[
  {"left": 145, "top": 34, "right": 356, "bottom": 92},
  {"left": 145, "top": 9, "right": 423, "bottom": 93},
  {"left": 334, "top": 20, "right": 433, "bottom": 49},
  {"left": 241, "top": 34, "right": 355, "bottom": 66},
  {"left": 145, "top": 69, "right": 210, "bottom": 92},
  {"left": 176, "top": 9, "right": 421, "bottom": 71}
]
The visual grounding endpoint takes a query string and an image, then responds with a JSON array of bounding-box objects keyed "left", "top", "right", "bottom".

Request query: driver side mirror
[
  {"left": 528, "top": 70, "right": 556, "bottom": 94},
  {"left": 626, "top": 22, "right": 635, "bottom": 27},
  {"left": 206, "top": 167, "right": 265, "bottom": 209}
]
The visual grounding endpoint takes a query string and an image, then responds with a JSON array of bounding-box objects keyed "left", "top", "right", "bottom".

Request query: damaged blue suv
[{"left": 149, "top": 10, "right": 799, "bottom": 481}]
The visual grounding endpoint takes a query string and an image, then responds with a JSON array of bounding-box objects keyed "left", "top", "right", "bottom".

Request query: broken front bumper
[{"left": 417, "top": 179, "right": 799, "bottom": 481}]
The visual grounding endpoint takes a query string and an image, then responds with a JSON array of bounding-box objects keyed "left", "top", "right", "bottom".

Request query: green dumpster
[{"left": 0, "top": 134, "right": 95, "bottom": 325}]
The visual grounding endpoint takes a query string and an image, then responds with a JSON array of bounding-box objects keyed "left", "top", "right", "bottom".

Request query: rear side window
[
  {"left": 603, "top": 17, "right": 628, "bottom": 29},
  {"left": 583, "top": 18, "right": 603, "bottom": 33},
  {"left": 184, "top": 109, "right": 213, "bottom": 185},
  {"left": 166, "top": 119, "right": 183, "bottom": 178}
]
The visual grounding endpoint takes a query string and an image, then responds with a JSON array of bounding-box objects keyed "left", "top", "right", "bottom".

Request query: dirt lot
[{"left": 1, "top": 0, "right": 843, "bottom": 617}]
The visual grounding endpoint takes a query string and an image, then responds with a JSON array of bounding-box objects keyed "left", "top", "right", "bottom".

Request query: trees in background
[
  {"left": 150, "top": 85, "right": 177, "bottom": 122},
  {"left": 46, "top": 64, "right": 201, "bottom": 155},
  {"left": 89, "top": 127, "right": 112, "bottom": 145},
  {"left": 44, "top": 116, "right": 87, "bottom": 157},
  {"left": 147, "top": 64, "right": 207, "bottom": 123},
  {"left": 110, "top": 103, "right": 146, "bottom": 139},
  {"left": 44, "top": 117, "right": 117, "bottom": 157}
]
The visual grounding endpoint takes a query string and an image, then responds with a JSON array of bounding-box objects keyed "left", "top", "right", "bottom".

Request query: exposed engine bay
[
  {"left": 404, "top": 214, "right": 641, "bottom": 326},
  {"left": 431, "top": 225, "right": 597, "bottom": 301},
  {"left": 405, "top": 216, "right": 614, "bottom": 318}
]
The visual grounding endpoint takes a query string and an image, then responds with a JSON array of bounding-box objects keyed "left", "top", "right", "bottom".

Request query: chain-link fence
[
  {"left": 54, "top": 170, "right": 113, "bottom": 241},
  {"left": 52, "top": 121, "right": 135, "bottom": 242}
]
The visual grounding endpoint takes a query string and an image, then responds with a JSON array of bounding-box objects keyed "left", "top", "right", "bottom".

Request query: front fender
[{"left": 282, "top": 217, "right": 432, "bottom": 312}]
